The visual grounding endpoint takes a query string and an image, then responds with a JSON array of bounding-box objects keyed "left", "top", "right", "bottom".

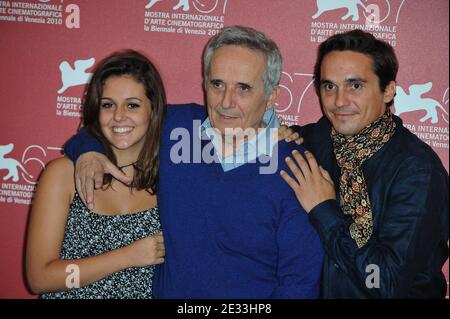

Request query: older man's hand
[
  {"left": 75, "top": 152, "right": 132, "bottom": 210},
  {"left": 280, "top": 150, "right": 336, "bottom": 213},
  {"left": 278, "top": 125, "right": 304, "bottom": 144}
]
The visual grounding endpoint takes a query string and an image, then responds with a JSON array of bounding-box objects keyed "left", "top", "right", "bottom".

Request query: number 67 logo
[
  {"left": 275, "top": 72, "right": 315, "bottom": 114},
  {"left": 0, "top": 143, "right": 62, "bottom": 185}
]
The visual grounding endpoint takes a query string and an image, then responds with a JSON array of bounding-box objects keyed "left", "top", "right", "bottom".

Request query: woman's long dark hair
[{"left": 82, "top": 49, "right": 166, "bottom": 194}]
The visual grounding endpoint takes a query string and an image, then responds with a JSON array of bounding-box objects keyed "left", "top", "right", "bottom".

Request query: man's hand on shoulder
[
  {"left": 280, "top": 150, "right": 335, "bottom": 213},
  {"left": 278, "top": 125, "right": 304, "bottom": 144},
  {"left": 75, "top": 152, "right": 132, "bottom": 210}
]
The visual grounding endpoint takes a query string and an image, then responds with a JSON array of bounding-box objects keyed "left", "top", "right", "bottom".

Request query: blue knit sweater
[{"left": 64, "top": 103, "right": 324, "bottom": 299}]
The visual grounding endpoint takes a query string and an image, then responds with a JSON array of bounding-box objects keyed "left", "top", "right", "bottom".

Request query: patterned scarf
[{"left": 331, "top": 109, "right": 397, "bottom": 248}]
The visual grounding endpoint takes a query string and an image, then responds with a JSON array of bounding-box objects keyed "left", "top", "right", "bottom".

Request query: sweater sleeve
[
  {"left": 308, "top": 159, "right": 449, "bottom": 298},
  {"left": 271, "top": 195, "right": 324, "bottom": 299},
  {"left": 63, "top": 127, "right": 105, "bottom": 162}
]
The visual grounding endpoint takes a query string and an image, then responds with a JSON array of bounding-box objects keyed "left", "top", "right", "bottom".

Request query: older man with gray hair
[{"left": 64, "top": 25, "right": 324, "bottom": 298}]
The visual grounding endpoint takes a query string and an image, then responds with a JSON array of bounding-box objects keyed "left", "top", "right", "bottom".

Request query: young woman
[{"left": 26, "top": 50, "right": 166, "bottom": 299}]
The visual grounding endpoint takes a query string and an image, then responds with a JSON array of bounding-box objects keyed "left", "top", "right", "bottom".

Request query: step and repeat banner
[{"left": 0, "top": 0, "right": 448, "bottom": 298}]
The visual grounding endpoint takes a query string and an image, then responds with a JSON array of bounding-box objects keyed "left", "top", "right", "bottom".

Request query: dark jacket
[{"left": 292, "top": 115, "right": 449, "bottom": 298}]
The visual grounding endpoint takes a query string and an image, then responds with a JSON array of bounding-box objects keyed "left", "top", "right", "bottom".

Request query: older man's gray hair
[{"left": 203, "top": 25, "right": 283, "bottom": 101}]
